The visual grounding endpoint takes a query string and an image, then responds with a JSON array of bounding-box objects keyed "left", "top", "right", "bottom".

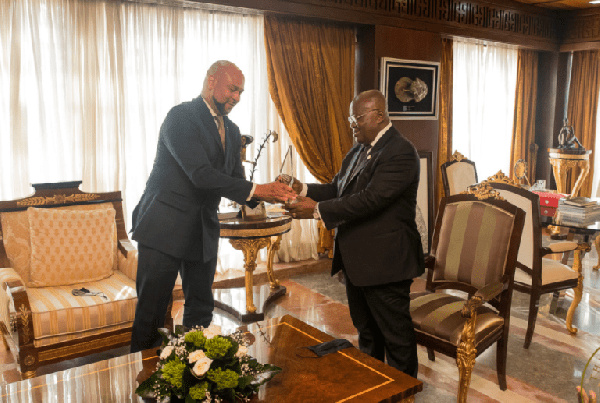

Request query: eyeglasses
[{"left": 348, "top": 109, "right": 381, "bottom": 125}]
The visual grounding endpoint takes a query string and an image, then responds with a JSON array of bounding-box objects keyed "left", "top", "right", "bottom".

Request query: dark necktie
[
  {"left": 215, "top": 116, "right": 226, "bottom": 150},
  {"left": 350, "top": 144, "right": 370, "bottom": 179}
]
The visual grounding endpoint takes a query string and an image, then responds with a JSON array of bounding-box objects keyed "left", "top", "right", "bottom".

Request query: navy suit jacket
[
  {"left": 307, "top": 126, "right": 425, "bottom": 286},
  {"left": 131, "top": 96, "right": 253, "bottom": 262}
]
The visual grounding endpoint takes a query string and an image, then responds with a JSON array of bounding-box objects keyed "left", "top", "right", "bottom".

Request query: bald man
[
  {"left": 284, "top": 90, "right": 424, "bottom": 377},
  {"left": 130, "top": 60, "right": 295, "bottom": 353}
]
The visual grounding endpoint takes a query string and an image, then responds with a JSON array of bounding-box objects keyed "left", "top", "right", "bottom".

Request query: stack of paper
[{"left": 557, "top": 197, "right": 600, "bottom": 224}]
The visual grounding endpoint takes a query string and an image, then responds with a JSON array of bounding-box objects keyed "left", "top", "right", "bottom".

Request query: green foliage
[
  {"left": 204, "top": 336, "right": 232, "bottom": 360},
  {"left": 134, "top": 326, "right": 282, "bottom": 402},
  {"left": 185, "top": 330, "right": 207, "bottom": 348},
  {"left": 162, "top": 359, "right": 186, "bottom": 388}
]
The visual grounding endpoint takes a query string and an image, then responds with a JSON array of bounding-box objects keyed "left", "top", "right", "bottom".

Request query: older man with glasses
[{"left": 282, "top": 89, "right": 424, "bottom": 378}]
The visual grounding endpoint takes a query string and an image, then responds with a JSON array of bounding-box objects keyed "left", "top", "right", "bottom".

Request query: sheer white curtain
[
  {"left": 452, "top": 38, "right": 518, "bottom": 180},
  {"left": 0, "top": 0, "right": 318, "bottom": 273}
]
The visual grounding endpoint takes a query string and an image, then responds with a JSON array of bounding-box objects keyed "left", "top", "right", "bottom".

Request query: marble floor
[{"left": 1, "top": 249, "right": 600, "bottom": 402}]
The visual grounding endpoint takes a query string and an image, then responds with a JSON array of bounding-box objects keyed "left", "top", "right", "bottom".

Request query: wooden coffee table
[{"left": 0, "top": 315, "right": 422, "bottom": 402}]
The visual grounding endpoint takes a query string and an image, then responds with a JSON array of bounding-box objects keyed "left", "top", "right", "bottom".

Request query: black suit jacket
[
  {"left": 307, "top": 126, "right": 425, "bottom": 286},
  {"left": 131, "top": 96, "right": 252, "bottom": 262}
]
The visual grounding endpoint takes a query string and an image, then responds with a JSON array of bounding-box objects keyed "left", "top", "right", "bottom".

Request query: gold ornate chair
[
  {"left": 440, "top": 150, "right": 478, "bottom": 196},
  {"left": 484, "top": 172, "right": 579, "bottom": 348},
  {"left": 410, "top": 183, "right": 525, "bottom": 402},
  {"left": 0, "top": 181, "right": 171, "bottom": 378}
]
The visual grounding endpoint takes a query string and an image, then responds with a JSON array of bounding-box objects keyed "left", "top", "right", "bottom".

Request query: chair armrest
[
  {"left": 545, "top": 241, "right": 578, "bottom": 254},
  {"left": 0, "top": 268, "right": 22, "bottom": 333},
  {"left": 474, "top": 281, "right": 504, "bottom": 303},
  {"left": 117, "top": 239, "right": 138, "bottom": 281},
  {"left": 118, "top": 239, "right": 137, "bottom": 258},
  {"left": 0, "top": 268, "right": 35, "bottom": 347}
]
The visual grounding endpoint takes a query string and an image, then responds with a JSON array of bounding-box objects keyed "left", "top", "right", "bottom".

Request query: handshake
[{"left": 252, "top": 175, "right": 318, "bottom": 219}]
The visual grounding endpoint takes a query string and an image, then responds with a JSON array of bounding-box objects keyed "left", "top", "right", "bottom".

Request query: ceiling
[{"left": 513, "top": 0, "right": 599, "bottom": 9}]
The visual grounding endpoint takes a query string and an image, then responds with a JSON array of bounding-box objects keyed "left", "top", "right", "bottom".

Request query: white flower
[
  {"left": 203, "top": 324, "right": 222, "bottom": 340},
  {"left": 235, "top": 345, "right": 248, "bottom": 358},
  {"left": 188, "top": 349, "right": 208, "bottom": 364},
  {"left": 159, "top": 346, "right": 173, "bottom": 360},
  {"left": 192, "top": 357, "right": 213, "bottom": 377}
]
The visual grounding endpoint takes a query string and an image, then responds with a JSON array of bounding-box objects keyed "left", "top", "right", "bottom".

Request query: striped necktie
[{"left": 215, "top": 116, "right": 226, "bottom": 150}]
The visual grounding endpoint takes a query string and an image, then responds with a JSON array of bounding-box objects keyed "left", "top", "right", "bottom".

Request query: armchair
[
  {"left": 410, "top": 183, "right": 525, "bottom": 402},
  {"left": 484, "top": 173, "right": 579, "bottom": 348},
  {"left": 0, "top": 182, "right": 171, "bottom": 378},
  {"left": 440, "top": 150, "right": 478, "bottom": 196}
]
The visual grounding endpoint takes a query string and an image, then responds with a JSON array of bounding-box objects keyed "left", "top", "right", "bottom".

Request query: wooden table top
[{"left": 0, "top": 315, "right": 422, "bottom": 402}]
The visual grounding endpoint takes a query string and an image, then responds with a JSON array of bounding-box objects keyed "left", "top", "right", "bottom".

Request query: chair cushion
[
  {"left": 27, "top": 271, "right": 136, "bottom": 347},
  {"left": 432, "top": 201, "right": 515, "bottom": 288},
  {"left": 514, "top": 258, "right": 579, "bottom": 286},
  {"left": 1, "top": 203, "right": 117, "bottom": 287},
  {"left": 446, "top": 162, "right": 477, "bottom": 195},
  {"left": 27, "top": 206, "right": 116, "bottom": 287},
  {"left": 410, "top": 292, "right": 504, "bottom": 346}
]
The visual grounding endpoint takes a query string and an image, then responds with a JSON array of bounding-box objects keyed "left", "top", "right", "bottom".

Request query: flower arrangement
[{"left": 135, "top": 324, "right": 281, "bottom": 402}]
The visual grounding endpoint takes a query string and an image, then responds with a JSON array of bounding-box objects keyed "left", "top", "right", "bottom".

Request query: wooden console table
[{"left": 214, "top": 214, "right": 292, "bottom": 322}]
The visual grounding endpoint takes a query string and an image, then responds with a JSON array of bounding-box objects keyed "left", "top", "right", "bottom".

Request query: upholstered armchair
[
  {"left": 410, "top": 184, "right": 525, "bottom": 402},
  {"left": 0, "top": 182, "right": 169, "bottom": 378},
  {"left": 440, "top": 150, "right": 478, "bottom": 196},
  {"left": 484, "top": 173, "right": 579, "bottom": 348}
]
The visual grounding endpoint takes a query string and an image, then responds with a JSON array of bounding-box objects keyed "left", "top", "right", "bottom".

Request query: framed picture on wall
[
  {"left": 417, "top": 151, "right": 433, "bottom": 256},
  {"left": 380, "top": 57, "right": 439, "bottom": 120}
]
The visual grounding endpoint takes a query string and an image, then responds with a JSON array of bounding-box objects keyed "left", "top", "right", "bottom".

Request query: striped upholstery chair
[
  {"left": 411, "top": 186, "right": 525, "bottom": 402},
  {"left": 0, "top": 182, "right": 172, "bottom": 378}
]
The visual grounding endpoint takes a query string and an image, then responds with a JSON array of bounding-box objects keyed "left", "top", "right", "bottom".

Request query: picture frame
[
  {"left": 417, "top": 151, "right": 433, "bottom": 255},
  {"left": 380, "top": 57, "right": 440, "bottom": 120}
]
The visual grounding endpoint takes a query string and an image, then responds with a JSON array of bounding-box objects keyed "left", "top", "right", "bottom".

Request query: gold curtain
[
  {"left": 510, "top": 49, "right": 538, "bottom": 183},
  {"left": 436, "top": 37, "right": 453, "bottom": 207},
  {"left": 264, "top": 16, "right": 355, "bottom": 257},
  {"left": 566, "top": 50, "right": 600, "bottom": 197},
  {"left": 264, "top": 16, "right": 355, "bottom": 183}
]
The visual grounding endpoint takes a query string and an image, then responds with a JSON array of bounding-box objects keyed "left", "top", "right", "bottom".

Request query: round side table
[{"left": 215, "top": 214, "right": 292, "bottom": 322}]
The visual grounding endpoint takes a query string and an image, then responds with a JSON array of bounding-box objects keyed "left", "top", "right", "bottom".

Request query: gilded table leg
[
  {"left": 594, "top": 236, "right": 600, "bottom": 271},
  {"left": 266, "top": 235, "right": 283, "bottom": 289},
  {"left": 566, "top": 243, "right": 591, "bottom": 334},
  {"left": 571, "top": 160, "right": 590, "bottom": 198},
  {"left": 229, "top": 238, "right": 270, "bottom": 314},
  {"left": 549, "top": 158, "right": 568, "bottom": 195}
]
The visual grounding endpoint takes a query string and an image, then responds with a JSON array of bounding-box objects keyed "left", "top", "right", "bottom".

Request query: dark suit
[
  {"left": 130, "top": 96, "right": 252, "bottom": 352},
  {"left": 307, "top": 126, "right": 424, "bottom": 377}
]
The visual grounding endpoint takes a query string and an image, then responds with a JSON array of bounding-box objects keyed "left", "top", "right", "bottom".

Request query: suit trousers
[
  {"left": 130, "top": 244, "right": 217, "bottom": 353},
  {"left": 344, "top": 272, "right": 418, "bottom": 378}
]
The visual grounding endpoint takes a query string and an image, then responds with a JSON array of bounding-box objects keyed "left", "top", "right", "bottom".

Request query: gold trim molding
[
  {"left": 482, "top": 171, "right": 520, "bottom": 186},
  {"left": 220, "top": 222, "right": 292, "bottom": 238},
  {"left": 462, "top": 182, "right": 504, "bottom": 201},
  {"left": 16, "top": 193, "right": 100, "bottom": 207},
  {"left": 308, "top": 0, "right": 556, "bottom": 41},
  {"left": 37, "top": 332, "right": 131, "bottom": 362},
  {"left": 452, "top": 150, "right": 466, "bottom": 162}
]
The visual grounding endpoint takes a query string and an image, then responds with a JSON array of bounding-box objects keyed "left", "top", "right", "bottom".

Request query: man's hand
[
  {"left": 276, "top": 174, "right": 303, "bottom": 194},
  {"left": 284, "top": 196, "right": 318, "bottom": 219},
  {"left": 254, "top": 182, "right": 297, "bottom": 204}
]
